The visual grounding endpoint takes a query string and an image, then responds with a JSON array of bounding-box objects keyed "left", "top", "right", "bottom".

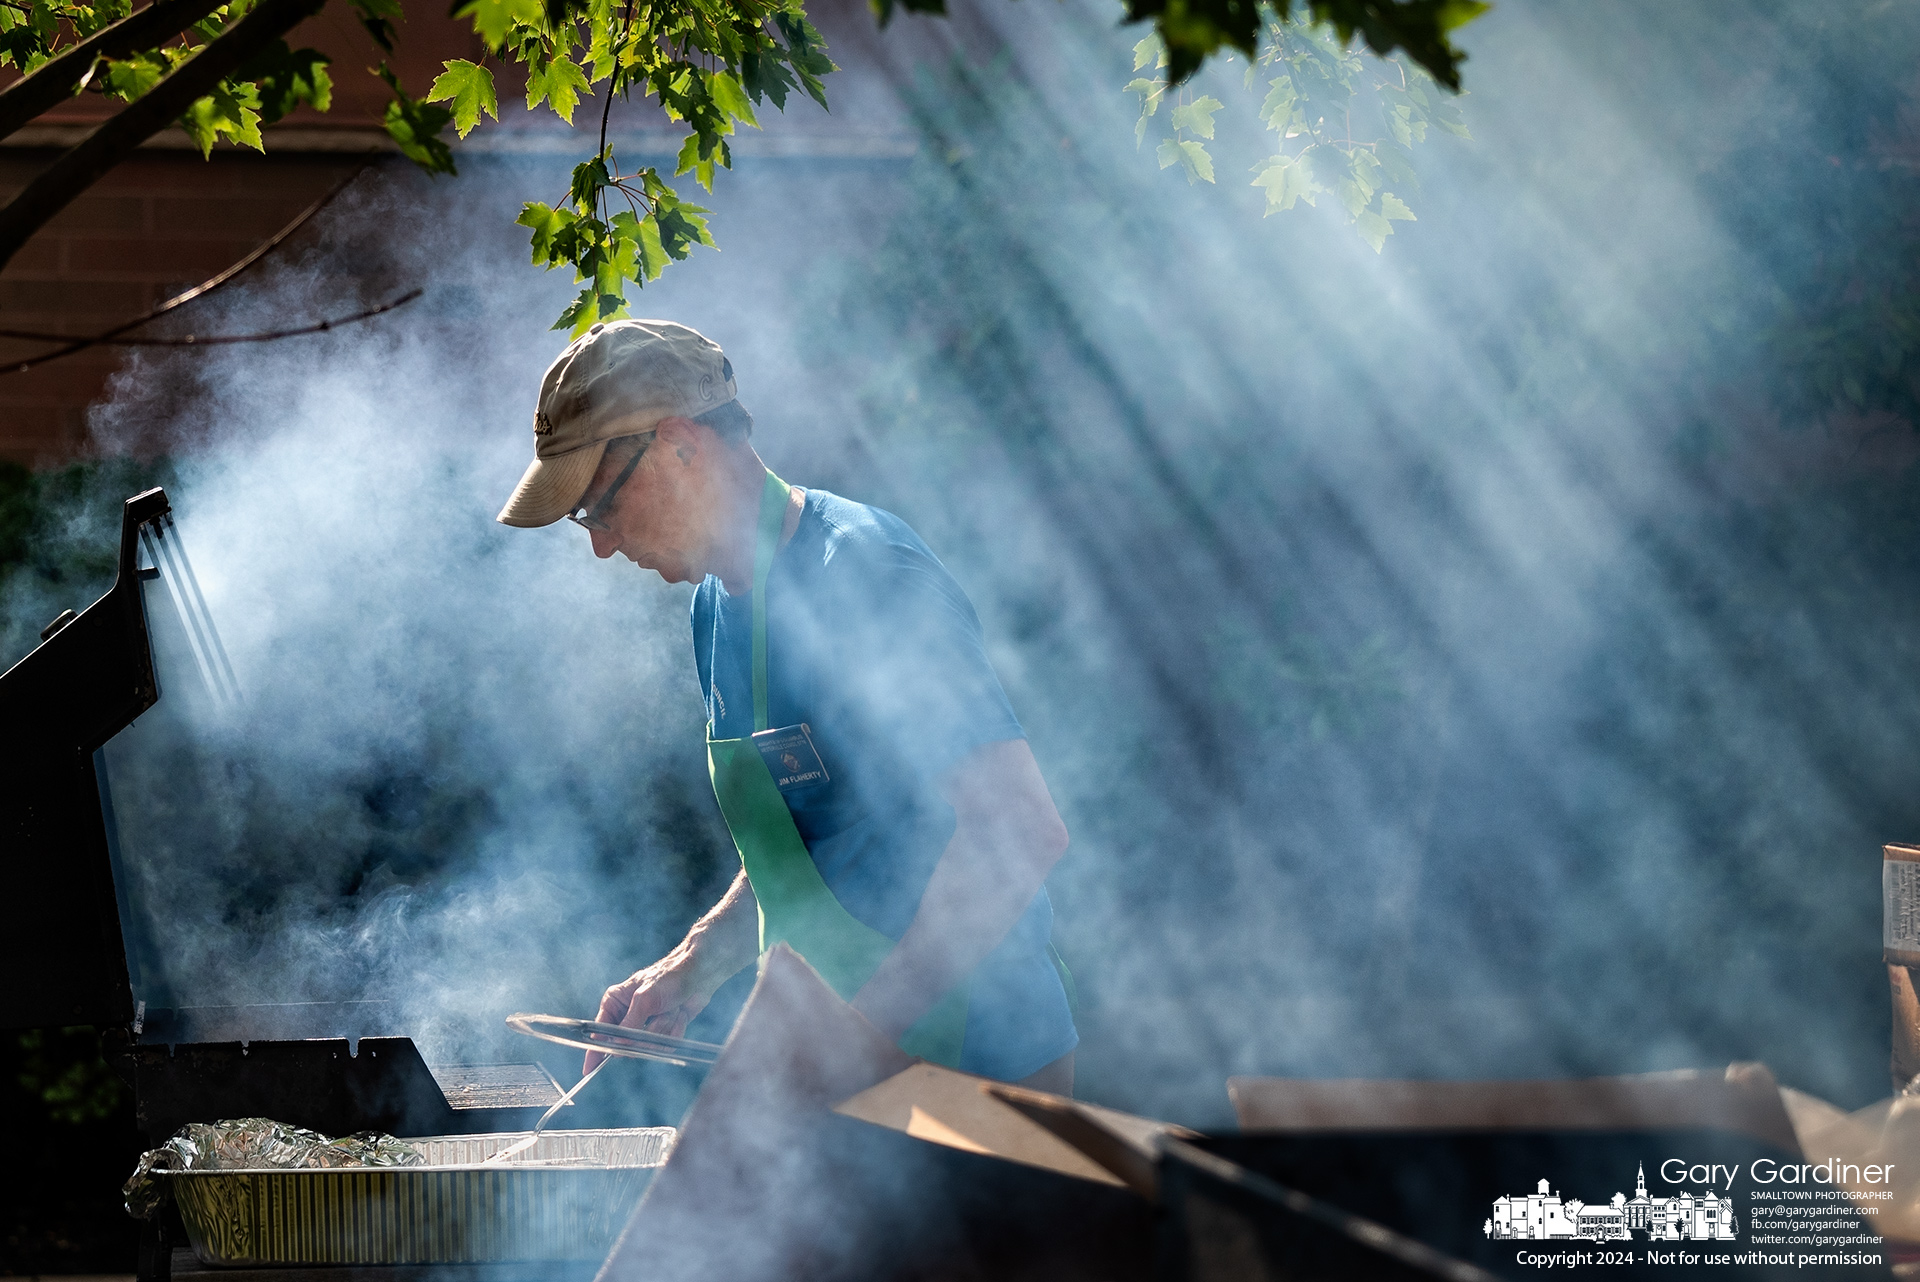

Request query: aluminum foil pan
[{"left": 163, "top": 1127, "right": 674, "bottom": 1265}]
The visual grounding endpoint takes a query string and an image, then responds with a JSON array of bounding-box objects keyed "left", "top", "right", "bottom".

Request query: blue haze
[{"left": 2, "top": 0, "right": 1915, "bottom": 1128}]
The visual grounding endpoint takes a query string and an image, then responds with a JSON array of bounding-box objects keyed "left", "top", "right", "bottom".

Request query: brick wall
[
  {"left": 0, "top": 151, "right": 375, "bottom": 464},
  {"left": 0, "top": 0, "right": 966, "bottom": 468},
  {"left": 0, "top": 1, "right": 482, "bottom": 467}
]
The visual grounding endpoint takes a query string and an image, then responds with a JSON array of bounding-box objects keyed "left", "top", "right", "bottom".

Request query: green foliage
[
  {"left": 1169, "top": 92, "right": 1222, "bottom": 137},
  {"left": 0, "top": 1023, "right": 140, "bottom": 1272},
  {"left": 0, "top": 0, "right": 374, "bottom": 158},
  {"left": 1773, "top": 293, "right": 1920, "bottom": 416},
  {"left": 868, "top": 0, "right": 945, "bottom": 26},
  {"left": 455, "top": 0, "right": 540, "bottom": 51},
  {"left": 518, "top": 161, "right": 715, "bottom": 336},
  {"left": 378, "top": 59, "right": 456, "bottom": 172},
  {"left": 354, "top": 0, "right": 403, "bottom": 48},
  {"left": 178, "top": 77, "right": 262, "bottom": 154},
  {"left": 243, "top": 41, "right": 333, "bottom": 117},
  {"left": 427, "top": 57, "right": 496, "bottom": 136},
  {"left": 0, "top": 457, "right": 172, "bottom": 666},
  {"left": 0, "top": 0, "right": 133, "bottom": 71},
  {"left": 425, "top": 0, "right": 834, "bottom": 331},
  {"left": 1133, "top": 15, "right": 1468, "bottom": 251},
  {"left": 1120, "top": 0, "right": 1484, "bottom": 89},
  {"left": 0, "top": 461, "right": 36, "bottom": 572},
  {"left": 2, "top": 0, "right": 1470, "bottom": 329},
  {"left": 101, "top": 51, "right": 166, "bottom": 99},
  {"left": 524, "top": 48, "right": 589, "bottom": 121},
  {"left": 1158, "top": 135, "right": 1215, "bottom": 183},
  {"left": 13, "top": 1028, "right": 128, "bottom": 1126}
]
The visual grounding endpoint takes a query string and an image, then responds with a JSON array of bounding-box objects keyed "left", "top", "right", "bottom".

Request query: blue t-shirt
[{"left": 691, "top": 487, "right": 1076, "bottom": 1081}]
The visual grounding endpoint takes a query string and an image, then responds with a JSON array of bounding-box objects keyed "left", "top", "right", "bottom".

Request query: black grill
[{"left": 0, "top": 489, "right": 567, "bottom": 1282}]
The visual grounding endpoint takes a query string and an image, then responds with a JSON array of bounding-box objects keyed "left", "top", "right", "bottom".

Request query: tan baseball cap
[{"left": 496, "top": 319, "right": 739, "bottom": 528}]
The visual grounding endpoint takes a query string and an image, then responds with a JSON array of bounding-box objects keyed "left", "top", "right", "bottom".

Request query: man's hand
[
  {"left": 587, "top": 957, "right": 712, "bottom": 1073},
  {"left": 583, "top": 869, "right": 760, "bottom": 1074}
]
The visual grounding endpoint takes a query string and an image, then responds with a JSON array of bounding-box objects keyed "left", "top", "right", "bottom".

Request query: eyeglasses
[{"left": 567, "top": 432, "right": 655, "bottom": 533}]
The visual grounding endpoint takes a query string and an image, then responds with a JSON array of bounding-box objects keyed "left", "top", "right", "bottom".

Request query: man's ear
[{"left": 654, "top": 415, "right": 701, "bottom": 464}]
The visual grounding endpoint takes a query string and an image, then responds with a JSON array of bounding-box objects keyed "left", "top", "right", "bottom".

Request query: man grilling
[{"left": 497, "top": 320, "right": 1078, "bottom": 1092}]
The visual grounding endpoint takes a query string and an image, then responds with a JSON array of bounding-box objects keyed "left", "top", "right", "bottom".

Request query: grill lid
[{"left": 0, "top": 489, "right": 171, "bottom": 1031}]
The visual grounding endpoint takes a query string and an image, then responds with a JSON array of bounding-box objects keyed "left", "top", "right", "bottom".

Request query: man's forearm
[
  {"left": 852, "top": 824, "right": 1056, "bottom": 1039},
  {"left": 674, "top": 868, "right": 761, "bottom": 997},
  {"left": 590, "top": 868, "right": 760, "bottom": 1064},
  {"left": 852, "top": 739, "right": 1068, "bottom": 1040}
]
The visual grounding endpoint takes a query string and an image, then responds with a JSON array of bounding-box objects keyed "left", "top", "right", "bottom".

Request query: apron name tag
[{"left": 752, "top": 723, "right": 831, "bottom": 793}]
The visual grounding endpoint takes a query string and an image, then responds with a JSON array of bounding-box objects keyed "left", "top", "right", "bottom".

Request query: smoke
[
  {"left": 5, "top": 0, "right": 1918, "bottom": 1130},
  {"left": 84, "top": 225, "right": 732, "bottom": 1084}
]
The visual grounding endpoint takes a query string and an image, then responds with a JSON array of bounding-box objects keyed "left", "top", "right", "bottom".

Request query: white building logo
[{"left": 1485, "top": 1164, "right": 1738, "bottom": 1242}]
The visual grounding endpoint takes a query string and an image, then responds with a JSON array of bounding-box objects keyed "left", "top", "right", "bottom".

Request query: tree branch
[
  {"left": 0, "top": 161, "right": 368, "bottom": 368},
  {"left": 0, "top": 0, "right": 328, "bottom": 274},
  {"left": 0, "top": 0, "right": 231, "bottom": 144},
  {"left": 0, "top": 289, "right": 423, "bottom": 374}
]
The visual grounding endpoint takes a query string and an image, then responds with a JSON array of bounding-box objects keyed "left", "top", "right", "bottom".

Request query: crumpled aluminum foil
[{"left": 124, "top": 1117, "right": 425, "bottom": 1218}]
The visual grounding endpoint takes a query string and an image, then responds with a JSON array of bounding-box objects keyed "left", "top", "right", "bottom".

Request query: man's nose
[{"left": 589, "top": 527, "right": 618, "bottom": 559}]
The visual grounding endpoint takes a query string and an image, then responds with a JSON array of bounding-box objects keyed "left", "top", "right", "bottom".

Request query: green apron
[{"left": 706, "top": 470, "right": 971, "bottom": 1065}]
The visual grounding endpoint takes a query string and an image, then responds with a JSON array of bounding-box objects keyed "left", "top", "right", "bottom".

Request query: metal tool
[
  {"left": 480, "top": 1058, "right": 612, "bottom": 1166},
  {"left": 480, "top": 1013, "right": 723, "bottom": 1166},
  {"left": 504, "top": 1011, "right": 723, "bottom": 1067}
]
